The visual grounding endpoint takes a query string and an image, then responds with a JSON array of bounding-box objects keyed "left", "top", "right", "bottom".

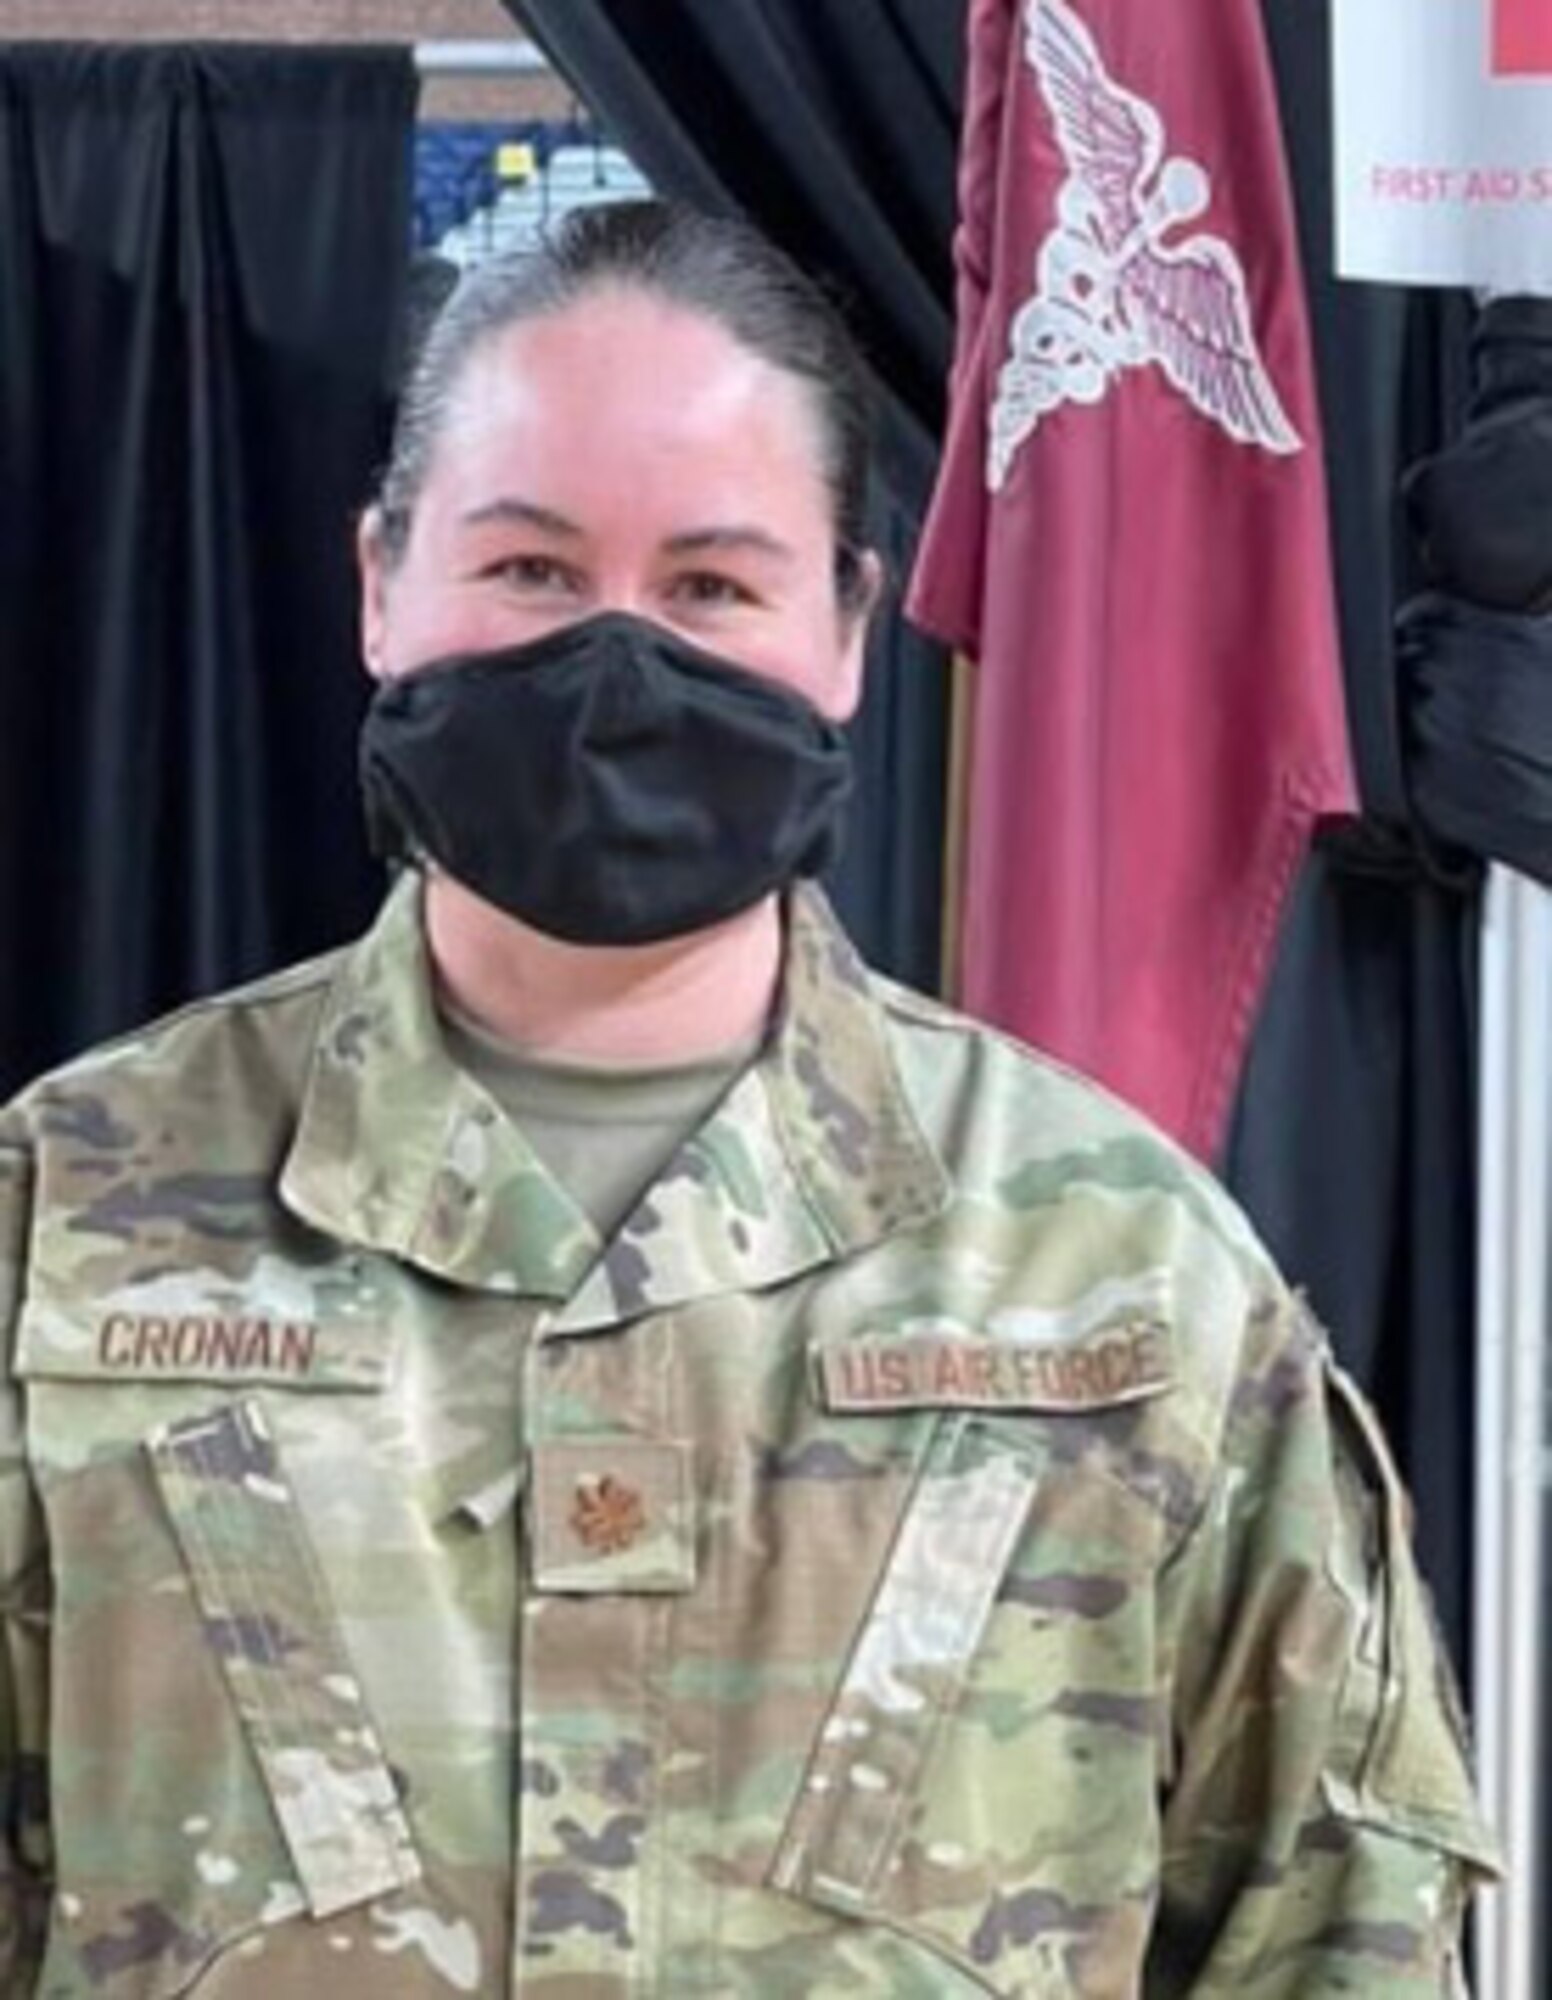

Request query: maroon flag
[
  {"left": 909, "top": 0, "right": 1355, "bottom": 1157},
  {"left": 1494, "top": 0, "right": 1552, "bottom": 74}
]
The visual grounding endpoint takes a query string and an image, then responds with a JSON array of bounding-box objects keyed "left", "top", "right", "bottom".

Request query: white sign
[{"left": 1333, "top": 0, "right": 1552, "bottom": 291}]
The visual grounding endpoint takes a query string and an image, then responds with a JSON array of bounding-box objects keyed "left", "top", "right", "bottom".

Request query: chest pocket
[
  {"left": 16, "top": 1317, "right": 420, "bottom": 1999},
  {"left": 770, "top": 1408, "right": 1174, "bottom": 1999}
]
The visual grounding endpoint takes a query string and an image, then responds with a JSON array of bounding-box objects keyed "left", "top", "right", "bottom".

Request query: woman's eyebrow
[
  {"left": 664, "top": 525, "right": 798, "bottom": 563},
  {"left": 461, "top": 497, "right": 585, "bottom": 538}
]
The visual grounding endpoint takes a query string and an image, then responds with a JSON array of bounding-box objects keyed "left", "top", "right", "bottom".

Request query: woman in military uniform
[{"left": 0, "top": 201, "right": 1496, "bottom": 1996}]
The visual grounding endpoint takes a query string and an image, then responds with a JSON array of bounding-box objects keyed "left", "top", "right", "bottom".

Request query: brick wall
[{"left": 0, "top": 0, "right": 574, "bottom": 120}]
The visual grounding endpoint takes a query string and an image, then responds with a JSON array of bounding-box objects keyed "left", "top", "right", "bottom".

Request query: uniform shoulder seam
[
  {"left": 874, "top": 973, "right": 1189, "bottom": 1142},
  {"left": 870, "top": 974, "right": 978, "bottom": 1038}
]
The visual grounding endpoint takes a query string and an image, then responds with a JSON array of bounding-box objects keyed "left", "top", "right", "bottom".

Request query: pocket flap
[
  {"left": 148, "top": 1400, "right": 422, "bottom": 1918},
  {"left": 771, "top": 1417, "right": 1040, "bottom": 1911}
]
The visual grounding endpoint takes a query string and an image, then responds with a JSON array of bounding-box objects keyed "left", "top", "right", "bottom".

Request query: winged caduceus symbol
[{"left": 988, "top": 0, "right": 1303, "bottom": 490}]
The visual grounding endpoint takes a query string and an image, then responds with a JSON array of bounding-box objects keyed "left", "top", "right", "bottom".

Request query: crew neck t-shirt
[{"left": 438, "top": 1000, "right": 763, "bottom": 1242}]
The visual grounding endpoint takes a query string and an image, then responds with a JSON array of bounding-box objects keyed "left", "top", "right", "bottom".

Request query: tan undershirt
[{"left": 438, "top": 999, "right": 762, "bottom": 1242}]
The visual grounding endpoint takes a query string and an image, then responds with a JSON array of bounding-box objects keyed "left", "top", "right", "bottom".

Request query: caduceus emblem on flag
[{"left": 989, "top": 0, "right": 1302, "bottom": 490}]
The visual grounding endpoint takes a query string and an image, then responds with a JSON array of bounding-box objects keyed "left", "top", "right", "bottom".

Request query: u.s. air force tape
[{"left": 813, "top": 1322, "right": 1174, "bottom": 1414}]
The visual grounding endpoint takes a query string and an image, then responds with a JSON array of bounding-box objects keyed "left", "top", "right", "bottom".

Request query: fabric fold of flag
[{"left": 909, "top": 0, "right": 1356, "bottom": 1158}]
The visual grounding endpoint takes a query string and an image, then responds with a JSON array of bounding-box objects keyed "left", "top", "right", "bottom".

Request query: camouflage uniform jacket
[{"left": 0, "top": 877, "right": 1498, "bottom": 1998}]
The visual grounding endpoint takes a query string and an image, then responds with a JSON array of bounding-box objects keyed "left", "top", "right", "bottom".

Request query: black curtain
[
  {"left": 517, "top": 0, "right": 963, "bottom": 994},
  {"left": 0, "top": 44, "right": 416, "bottom": 1099}
]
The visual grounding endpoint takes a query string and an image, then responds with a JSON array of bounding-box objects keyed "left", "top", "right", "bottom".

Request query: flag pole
[{"left": 1473, "top": 861, "right": 1550, "bottom": 2000}]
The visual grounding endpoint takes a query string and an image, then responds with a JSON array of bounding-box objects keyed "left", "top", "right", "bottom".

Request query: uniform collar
[{"left": 279, "top": 874, "right": 948, "bottom": 1319}]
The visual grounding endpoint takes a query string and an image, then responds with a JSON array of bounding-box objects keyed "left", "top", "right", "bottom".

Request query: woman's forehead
[{"left": 429, "top": 291, "right": 831, "bottom": 516}]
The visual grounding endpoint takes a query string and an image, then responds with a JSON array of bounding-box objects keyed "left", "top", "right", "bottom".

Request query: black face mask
[{"left": 359, "top": 612, "right": 854, "bottom": 946}]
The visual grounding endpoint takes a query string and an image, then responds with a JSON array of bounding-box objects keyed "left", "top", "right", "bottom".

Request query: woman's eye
[
  {"left": 488, "top": 555, "right": 579, "bottom": 593},
  {"left": 671, "top": 571, "right": 756, "bottom": 607}
]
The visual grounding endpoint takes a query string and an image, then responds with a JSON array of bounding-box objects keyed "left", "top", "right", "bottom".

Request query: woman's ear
[
  {"left": 829, "top": 548, "right": 886, "bottom": 721},
  {"left": 357, "top": 505, "right": 391, "bottom": 682}
]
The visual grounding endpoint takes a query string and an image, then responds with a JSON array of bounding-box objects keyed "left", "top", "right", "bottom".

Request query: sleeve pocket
[{"left": 1318, "top": 1362, "right": 1502, "bottom": 1879}]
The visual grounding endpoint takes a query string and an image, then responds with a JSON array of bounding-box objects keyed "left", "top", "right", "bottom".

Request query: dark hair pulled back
[{"left": 376, "top": 201, "right": 875, "bottom": 611}]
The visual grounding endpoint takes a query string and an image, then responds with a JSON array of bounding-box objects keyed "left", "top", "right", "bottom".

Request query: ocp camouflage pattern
[{"left": 0, "top": 878, "right": 1499, "bottom": 1996}]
